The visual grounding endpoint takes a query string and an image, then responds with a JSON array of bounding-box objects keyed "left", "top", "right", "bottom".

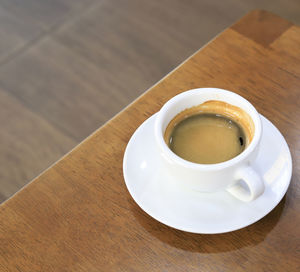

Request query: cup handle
[{"left": 226, "top": 165, "right": 264, "bottom": 202}]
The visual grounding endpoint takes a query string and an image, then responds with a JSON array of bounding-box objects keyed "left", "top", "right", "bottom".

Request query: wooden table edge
[{"left": 0, "top": 9, "right": 295, "bottom": 208}]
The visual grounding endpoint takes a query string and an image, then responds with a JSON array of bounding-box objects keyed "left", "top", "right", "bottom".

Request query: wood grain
[
  {"left": 1, "top": 10, "right": 299, "bottom": 272},
  {"left": 232, "top": 9, "right": 292, "bottom": 46}
]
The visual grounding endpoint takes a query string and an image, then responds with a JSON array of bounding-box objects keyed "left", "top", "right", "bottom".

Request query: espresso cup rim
[{"left": 154, "top": 88, "right": 262, "bottom": 171}]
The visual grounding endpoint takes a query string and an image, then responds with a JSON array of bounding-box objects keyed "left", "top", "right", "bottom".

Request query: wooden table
[{"left": 1, "top": 10, "right": 299, "bottom": 272}]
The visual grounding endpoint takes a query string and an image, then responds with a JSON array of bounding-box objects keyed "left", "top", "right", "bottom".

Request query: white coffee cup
[{"left": 154, "top": 88, "right": 264, "bottom": 202}]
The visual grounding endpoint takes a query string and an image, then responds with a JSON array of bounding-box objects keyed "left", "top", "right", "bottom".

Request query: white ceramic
[
  {"left": 155, "top": 88, "right": 263, "bottom": 201},
  {"left": 123, "top": 114, "right": 292, "bottom": 234}
]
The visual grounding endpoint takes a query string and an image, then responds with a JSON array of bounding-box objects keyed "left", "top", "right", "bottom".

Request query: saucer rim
[{"left": 123, "top": 113, "right": 292, "bottom": 234}]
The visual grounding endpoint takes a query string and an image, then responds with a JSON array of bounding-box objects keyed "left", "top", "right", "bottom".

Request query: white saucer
[{"left": 123, "top": 114, "right": 292, "bottom": 234}]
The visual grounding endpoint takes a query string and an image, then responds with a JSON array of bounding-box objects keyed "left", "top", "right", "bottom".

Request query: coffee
[{"left": 164, "top": 100, "right": 254, "bottom": 164}]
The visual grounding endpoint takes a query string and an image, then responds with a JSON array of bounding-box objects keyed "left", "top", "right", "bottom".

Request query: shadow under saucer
[{"left": 128, "top": 195, "right": 286, "bottom": 254}]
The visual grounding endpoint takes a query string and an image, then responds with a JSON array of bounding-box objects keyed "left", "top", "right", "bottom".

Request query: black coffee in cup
[{"left": 164, "top": 100, "right": 254, "bottom": 164}]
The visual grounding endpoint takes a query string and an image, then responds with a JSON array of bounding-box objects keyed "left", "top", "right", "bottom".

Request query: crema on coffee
[{"left": 164, "top": 100, "right": 255, "bottom": 164}]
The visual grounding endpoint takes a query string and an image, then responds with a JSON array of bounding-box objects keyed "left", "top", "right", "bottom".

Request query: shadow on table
[{"left": 129, "top": 196, "right": 286, "bottom": 254}]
